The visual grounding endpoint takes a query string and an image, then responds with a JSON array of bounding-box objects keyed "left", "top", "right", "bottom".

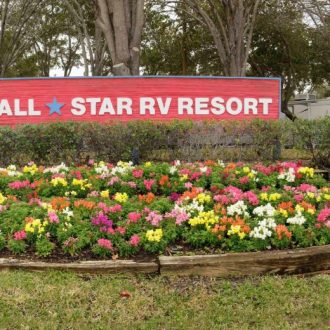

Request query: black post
[{"left": 132, "top": 147, "right": 140, "bottom": 166}]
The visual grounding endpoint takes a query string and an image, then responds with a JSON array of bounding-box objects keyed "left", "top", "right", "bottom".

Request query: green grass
[{"left": 0, "top": 271, "right": 329, "bottom": 329}]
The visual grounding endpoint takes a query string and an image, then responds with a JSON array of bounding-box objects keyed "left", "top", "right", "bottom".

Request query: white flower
[
  {"left": 200, "top": 166, "right": 208, "bottom": 173},
  {"left": 258, "top": 217, "right": 277, "bottom": 229},
  {"left": 44, "top": 162, "right": 69, "bottom": 174},
  {"left": 250, "top": 226, "right": 273, "bottom": 240},
  {"left": 217, "top": 160, "right": 225, "bottom": 167},
  {"left": 227, "top": 201, "right": 249, "bottom": 218},
  {"left": 253, "top": 203, "right": 276, "bottom": 217},
  {"left": 278, "top": 167, "right": 295, "bottom": 183},
  {"left": 62, "top": 207, "right": 74, "bottom": 218},
  {"left": 176, "top": 200, "right": 204, "bottom": 216},
  {"left": 169, "top": 166, "right": 177, "bottom": 174},
  {"left": 287, "top": 211, "right": 306, "bottom": 225},
  {"left": 249, "top": 217, "right": 277, "bottom": 240},
  {"left": 174, "top": 160, "right": 181, "bottom": 166},
  {"left": 95, "top": 165, "right": 109, "bottom": 175}
]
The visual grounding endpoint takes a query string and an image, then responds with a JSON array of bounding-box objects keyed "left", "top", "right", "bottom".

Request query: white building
[{"left": 287, "top": 94, "right": 330, "bottom": 119}]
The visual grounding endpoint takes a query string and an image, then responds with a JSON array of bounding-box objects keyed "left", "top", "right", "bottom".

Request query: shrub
[{"left": 0, "top": 118, "right": 328, "bottom": 167}]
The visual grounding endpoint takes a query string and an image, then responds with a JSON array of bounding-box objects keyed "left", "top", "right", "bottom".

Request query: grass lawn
[{"left": 0, "top": 271, "right": 329, "bottom": 329}]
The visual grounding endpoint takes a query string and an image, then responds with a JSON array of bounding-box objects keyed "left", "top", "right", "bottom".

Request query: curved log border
[{"left": 0, "top": 245, "right": 330, "bottom": 277}]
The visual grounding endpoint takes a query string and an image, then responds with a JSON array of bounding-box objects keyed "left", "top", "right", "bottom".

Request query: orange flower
[
  {"left": 278, "top": 201, "right": 294, "bottom": 214},
  {"left": 219, "top": 216, "right": 251, "bottom": 234},
  {"left": 212, "top": 224, "right": 226, "bottom": 233},
  {"left": 275, "top": 224, "right": 292, "bottom": 240},
  {"left": 138, "top": 192, "right": 155, "bottom": 204},
  {"left": 181, "top": 187, "right": 200, "bottom": 201},
  {"left": 159, "top": 175, "right": 170, "bottom": 187},
  {"left": 50, "top": 197, "right": 70, "bottom": 211},
  {"left": 25, "top": 217, "right": 34, "bottom": 224},
  {"left": 300, "top": 201, "right": 316, "bottom": 212},
  {"left": 204, "top": 160, "right": 216, "bottom": 166},
  {"left": 74, "top": 199, "right": 96, "bottom": 210},
  {"left": 6, "top": 195, "right": 18, "bottom": 202},
  {"left": 214, "top": 203, "right": 227, "bottom": 216}
]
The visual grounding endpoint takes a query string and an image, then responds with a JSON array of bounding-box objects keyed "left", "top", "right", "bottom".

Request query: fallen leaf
[{"left": 120, "top": 291, "right": 131, "bottom": 298}]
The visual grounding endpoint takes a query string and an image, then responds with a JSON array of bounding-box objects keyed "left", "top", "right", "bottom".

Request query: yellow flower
[
  {"left": 243, "top": 166, "right": 250, "bottom": 173},
  {"left": 114, "top": 192, "right": 128, "bottom": 203},
  {"left": 323, "top": 194, "right": 330, "bottom": 201},
  {"left": 189, "top": 211, "right": 219, "bottom": 227},
  {"left": 295, "top": 204, "right": 304, "bottom": 213},
  {"left": 307, "top": 208, "right": 315, "bottom": 215},
  {"left": 298, "top": 167, "right": 314, "bottom": 177},
  {"left": 228, "top": 225, "right": 246, "bottom": 240},
  {"left": 180, "top": 174, "right": 188, "bottom": 182},
  {"left": 100, "top": 190, "right": 109, "bottom": 198},
  {"left": 278, "top": 209, "right": 288, "bottom": 218},
  {"left": 307, "top": 192, "right": 315, "bottom": 199},
  {"left": 51, "top": 177, "right": 68, "bottom": 187},
  {"left": 269, "top": 193, "right": 281, "bottom": 201},
  {"left": 196, "top": 193, "right": 212, "bottom": 204},
  {"left": 144, "top": 162, "right": 152, "bottom": 167},
  {"left": 248, "top": 172, "right": 255, "bottom": 179},
  {"left": 146, "top": 229, "right": 163, "bottom": 242},
  {"left": 0, "top": 193, "right": 6, "bottom": 205},
  {"left": 23, "top": 164, "right": 38, "bottom": 175},
  {"left": 25, "top": 218, "right": 48, "bottom": 234},
  {"left": 260, "top": 193, "right": 269, "bottom": 201}
]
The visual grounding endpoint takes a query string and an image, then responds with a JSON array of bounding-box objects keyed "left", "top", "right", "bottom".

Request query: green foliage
[
  {"left": 7, "top": 239, "right": 27, "bottom": 255},
  {"left": 0, "top": 118, "right": 328, "bottom": 167},
  {"left": 35, "top": 238, "right": 55, "bottom": 257}
]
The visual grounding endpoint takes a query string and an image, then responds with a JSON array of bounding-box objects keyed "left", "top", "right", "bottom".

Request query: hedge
[{"left": 0, "top": 118, "right": 329, "bottom": 168}]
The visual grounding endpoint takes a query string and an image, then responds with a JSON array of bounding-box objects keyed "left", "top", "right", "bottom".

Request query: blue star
[{"left": 47, "top": 97, "right": 64, "bottom": 115}]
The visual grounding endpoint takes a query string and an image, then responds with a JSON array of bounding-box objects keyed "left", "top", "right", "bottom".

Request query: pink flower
[
  {"left": 239, "top": 176, "right": 249, "bottom": 184},
  {"left": 213, "top": 195, "right": 230, "bottom": 205},
  {"left": 165, "top": 208, "right": 189, "bottom": 225},
  {"left": 8, "top": 180, "right": 31, "bottom": 190},
  {"left": 243, "top": 191, "right": 259, "bottom": 206},
  {"left": 48, "top": 211, "right": 59, "bottom": 224},
  {"left": 298, "top": 184, "right": 317, "bottom": 193},
  {"left": 190, "top": 172, "right": 202, "bottom": 181},
  {"left": 184, "top": 182, "right": 193, "bottom": 189},
  {"left": 144, "top": 179, "right": 155, "bottom": 191},
  {"left": 132, "top": 169, "right": 144, "bottom": 178},
  {"left": 116, "top": 226, "right": 126, "bottom": 235},
  {"left": 128, "top": 212, "right": 141, "bottom": 223},
  {"left": 88, "top": 159, "right": 95, "bottom": 166},
  {"left": 129, "top": 234, "right": 140, "bottom": 247},
  {"left": 108, "top": 176, "right": 120, "bottom": 186},
  {"left": 127, "top": 181, "right": 137, "bottom": 189},
  {"left": 13, "top": 230, "right": 26, "bottom": 240},
  {"left": 294, "top": 194, "right": 304, "bottom": 203},
  {"left": 88, "top": 191, "right": 100, "bottom": 197},
  {"left": 97, "top": 238, "right": 113, "bottom": 250},
  {"left": 146, "top": 211, "right": 163, "bottom": 226},
  {"left": 261, "top": 186, "right": 271, "bottom": 192},
  {"left": 29, "top": 198, "right": 42, "bottom": 206},
  {"left": 317, "top": 208, "right": 330, "bottom": 223},
  {"left": 109, "top": 204, "right": 122, "bottom": 213}
]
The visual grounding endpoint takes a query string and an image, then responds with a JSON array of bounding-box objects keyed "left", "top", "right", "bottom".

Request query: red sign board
[{"left": 0, "top": 77, "right": 280, "bottom": 125}]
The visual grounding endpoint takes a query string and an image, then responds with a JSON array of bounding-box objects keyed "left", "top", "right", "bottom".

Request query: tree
[
  {"left": 95, "top": 0, "right": 145, "bottom": 76},
  {"left": 0, "top": 0, "right": 45, "bottom": 77},
  {"left": 175, "top": 0, "right": 261, "bottom": 76},
  {"left": 141, "top": 1, "right": 220, "bottom": 75}
]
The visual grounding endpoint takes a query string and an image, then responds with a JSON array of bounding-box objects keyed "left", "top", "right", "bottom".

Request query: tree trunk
[
  {"left": 185, "top": 0, "right": 260, "bottom": 77},
  {"left": 95, "top": 0, "right": 145, "bottom": 76}
]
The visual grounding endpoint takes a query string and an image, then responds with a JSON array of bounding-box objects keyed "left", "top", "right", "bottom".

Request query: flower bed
[{"left": 0, "top": 160, "right": 329, "bottom": 260}]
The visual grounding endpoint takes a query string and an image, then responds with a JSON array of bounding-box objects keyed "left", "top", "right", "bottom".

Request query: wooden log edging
[
  {"left": 0, "top": 258, "right": 159, "bottom": 274},
  {"left": 0, "top": 245, "right": 330, "bottom": 277},
  {"left": 159, "top": 245, "right": 330, "bottom": 277}
]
